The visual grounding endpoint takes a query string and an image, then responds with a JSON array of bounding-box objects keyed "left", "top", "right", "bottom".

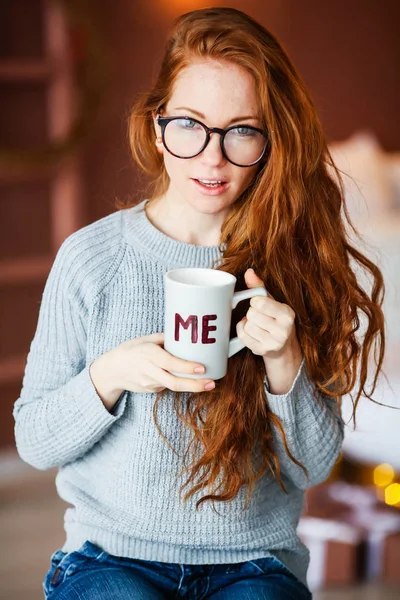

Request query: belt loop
[{"left": 81, "top": 540, "right": 105, "bottom": 560}]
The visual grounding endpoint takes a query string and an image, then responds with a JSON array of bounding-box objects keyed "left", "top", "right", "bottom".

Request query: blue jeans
[{"left": 43, "top": 541, "right": 312, "bottom": 600}]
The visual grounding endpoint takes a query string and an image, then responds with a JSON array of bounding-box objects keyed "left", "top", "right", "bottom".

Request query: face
[{"left": 154, "top": 59, "right": 263, "bottom": 216}]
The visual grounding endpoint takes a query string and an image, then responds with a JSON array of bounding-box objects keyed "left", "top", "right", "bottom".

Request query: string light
[
  {"left": 384, "top": 483, "right": 400, "bottom": 506},
  {"left": 373, "top": 463, "right": 395, "bottom": 487}
]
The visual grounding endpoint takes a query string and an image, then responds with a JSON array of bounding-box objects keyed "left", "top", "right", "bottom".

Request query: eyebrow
[{"left": 173, "top": 106, "right": 258, "bottom": 124}]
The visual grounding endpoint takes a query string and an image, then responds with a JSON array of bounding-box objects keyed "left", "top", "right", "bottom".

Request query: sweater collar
[{"left": 122, "top": 200, "right": 224, "bottom": 268}]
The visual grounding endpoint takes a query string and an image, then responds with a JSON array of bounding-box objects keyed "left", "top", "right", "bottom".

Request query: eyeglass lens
[{"left": 163, "top": 118, "right": 266, "bottom": 165}]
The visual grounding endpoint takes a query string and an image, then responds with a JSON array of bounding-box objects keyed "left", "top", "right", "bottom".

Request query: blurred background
[{"left": 0, "top": 1, "right": 399, "bottom": 598}]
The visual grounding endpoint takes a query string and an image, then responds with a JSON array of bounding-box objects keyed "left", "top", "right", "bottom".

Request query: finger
[
  {"left": 157, "top": 369, "right": 215, "bottom": 393},
  {"left": 242, "top": 316, "right": 268, "bottom": 343},
  {"left": 245, "top": 308, "right": 285, "bottom": 342},
  {"left": 246, "top": 306, "right": 277, "bottom": 332},
  {"left": 152, "top": 345, "right": 207, "bottom": 375},
  {"left": 250, "top": 297, "right": 295, "bottom": 326},
  {"left": 143, "top": 332, "right": 165, "bottom": 345},
  {"left": 243, "top": 317, "right": 285, "bottom": 346},
  {"left": 244, "top": 268, "right": 264, "bottom": 286},
  {"left": 249, "top": 295, "right": 281, "bottom": 319},
  {"left": 236, "top": 320, "right": 265, "bottom": 355},
  {"left": 245, "top": 269, "right": 276, "bottom": 301}
]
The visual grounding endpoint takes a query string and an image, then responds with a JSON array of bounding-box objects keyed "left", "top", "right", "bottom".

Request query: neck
[
  {"left": 146, "top": 189, "right": 228, "bottom": 247},
  {"left": 123, "top": 200, "right": 223, "bottom": 267}
]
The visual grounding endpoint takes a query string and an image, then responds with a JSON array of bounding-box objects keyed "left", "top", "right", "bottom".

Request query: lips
[
  {"left": 191, "top": 178, "right": 229, "bottom": 196},
  {"left": 196, "top": 178, "right": 227, "bottom": 187}
]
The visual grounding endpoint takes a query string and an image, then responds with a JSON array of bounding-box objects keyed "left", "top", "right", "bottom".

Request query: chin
[
  {"left": 190, "top": 201, "right": 230, "bottom": 216},
  {"left": 186, "top": 192, "right": 236, "bottom": 215}
]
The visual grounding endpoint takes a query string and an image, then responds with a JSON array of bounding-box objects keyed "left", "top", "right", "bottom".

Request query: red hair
[{"left": 124, "top": 7, "right": 385, "bottom": 510}]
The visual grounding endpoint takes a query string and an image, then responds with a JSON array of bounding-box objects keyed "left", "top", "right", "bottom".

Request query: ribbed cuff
[
  {"left": 264, "top": 358, "right": 315, "bottom": 423},
  {"left": 72, "top": 366, "right": 128, "bottom": 427}
]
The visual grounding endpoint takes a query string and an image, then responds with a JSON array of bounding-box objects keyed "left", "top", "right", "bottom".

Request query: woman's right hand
[{"left": 89, "top": 333, "right": 215, "bottom": 411}]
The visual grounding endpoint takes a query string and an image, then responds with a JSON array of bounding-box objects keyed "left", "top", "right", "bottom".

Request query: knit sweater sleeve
[
  {"left": 265, "top": 358, "right": 344, "bottom": 490},
  {"left": 13, "top": 216, "right": 128, "bottom": 471}
]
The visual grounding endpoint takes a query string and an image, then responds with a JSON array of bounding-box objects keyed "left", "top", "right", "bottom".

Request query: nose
[{"left": 199, "top": 132, "right": 226, "bottom": 167}]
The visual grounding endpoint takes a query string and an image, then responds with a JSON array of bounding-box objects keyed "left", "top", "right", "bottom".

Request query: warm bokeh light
[
  {"left": 373, "top": 463, "right": 395, "bottom": 487},
  {"left": 384, "top": 483, "right": 400, "bottom": 506},
  {"left": 156, "top": 0, "right": 210, "bottom": 15}
]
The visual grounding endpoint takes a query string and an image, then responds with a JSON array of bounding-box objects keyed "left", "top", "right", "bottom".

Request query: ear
[
  {"left": 152, "top": 111, "right": 161, "bottom": 137},
  {"left": 152, "top": 112, "right": 164, "bottom": 154}
]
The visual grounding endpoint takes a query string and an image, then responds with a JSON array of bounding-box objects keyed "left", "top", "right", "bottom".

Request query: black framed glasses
[{"left": 156, "top": 115, "right": 270, "bottom": 167}]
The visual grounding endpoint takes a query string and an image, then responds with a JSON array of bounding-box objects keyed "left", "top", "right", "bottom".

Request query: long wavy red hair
[{"left": 123, "top": 7, "right": 385, "bottom": 510}]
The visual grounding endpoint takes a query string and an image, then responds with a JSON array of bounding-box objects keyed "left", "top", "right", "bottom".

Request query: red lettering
[
  {"left": 202, "top": 314, "right": 217, "bottom": 344},
  {"left": 175, "top": 314, "right": 198, "bottom": 343}
]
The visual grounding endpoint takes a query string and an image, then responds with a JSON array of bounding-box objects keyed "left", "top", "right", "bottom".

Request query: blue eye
[
  {"left": 234, "top": 127, "right": 255, "bottom": 136},
  {"left": 178, "top": 118, "right": 198, "bottom": 129}
]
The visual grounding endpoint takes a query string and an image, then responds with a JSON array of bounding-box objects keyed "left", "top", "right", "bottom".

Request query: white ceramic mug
[{"left": 164, "top": 268, "right": 268, "bottom": 380}]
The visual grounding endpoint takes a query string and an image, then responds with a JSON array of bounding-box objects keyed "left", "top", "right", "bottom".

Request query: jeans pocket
[
  {"left": 251, "top": 556, "right": 299, "bottom": 581},
  {"left": 43, "top": 542, "right": 99, "bottom": 599},
  {"left": 251, "top": 556, "right": 312, "bottom": 598}
]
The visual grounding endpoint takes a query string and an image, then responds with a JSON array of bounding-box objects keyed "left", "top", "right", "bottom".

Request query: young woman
[{"left": 14, "top": 7, "right": 385, "bottom": 600}]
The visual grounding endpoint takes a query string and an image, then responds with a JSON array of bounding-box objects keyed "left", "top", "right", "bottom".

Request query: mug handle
[{"left": 228, "top": 286, "right": 268, "bottom": 358}]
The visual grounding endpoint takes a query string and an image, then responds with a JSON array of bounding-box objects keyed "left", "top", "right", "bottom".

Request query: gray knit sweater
[{"left": 13, "top": 199, "right": 344, "bottom": 587}]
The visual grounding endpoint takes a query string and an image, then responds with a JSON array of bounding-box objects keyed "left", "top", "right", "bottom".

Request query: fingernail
[
  {"left": 204, "top": 381, "right": 215, "bottom": 391},
  {"left": 194, "top": 366, "right": 205, "bottom": 374}
]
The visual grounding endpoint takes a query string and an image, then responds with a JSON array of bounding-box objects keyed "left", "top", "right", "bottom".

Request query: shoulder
[
  {"left": 49, "top": 210, "right": 127, "bottom": 302},
  {"left": 59, "top": 210, "right": 124, "bottom": 262}
]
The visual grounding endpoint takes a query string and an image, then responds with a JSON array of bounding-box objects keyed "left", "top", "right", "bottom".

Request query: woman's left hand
[{"left": 236, "top": 268, "right": 302, "bottom": 362}]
